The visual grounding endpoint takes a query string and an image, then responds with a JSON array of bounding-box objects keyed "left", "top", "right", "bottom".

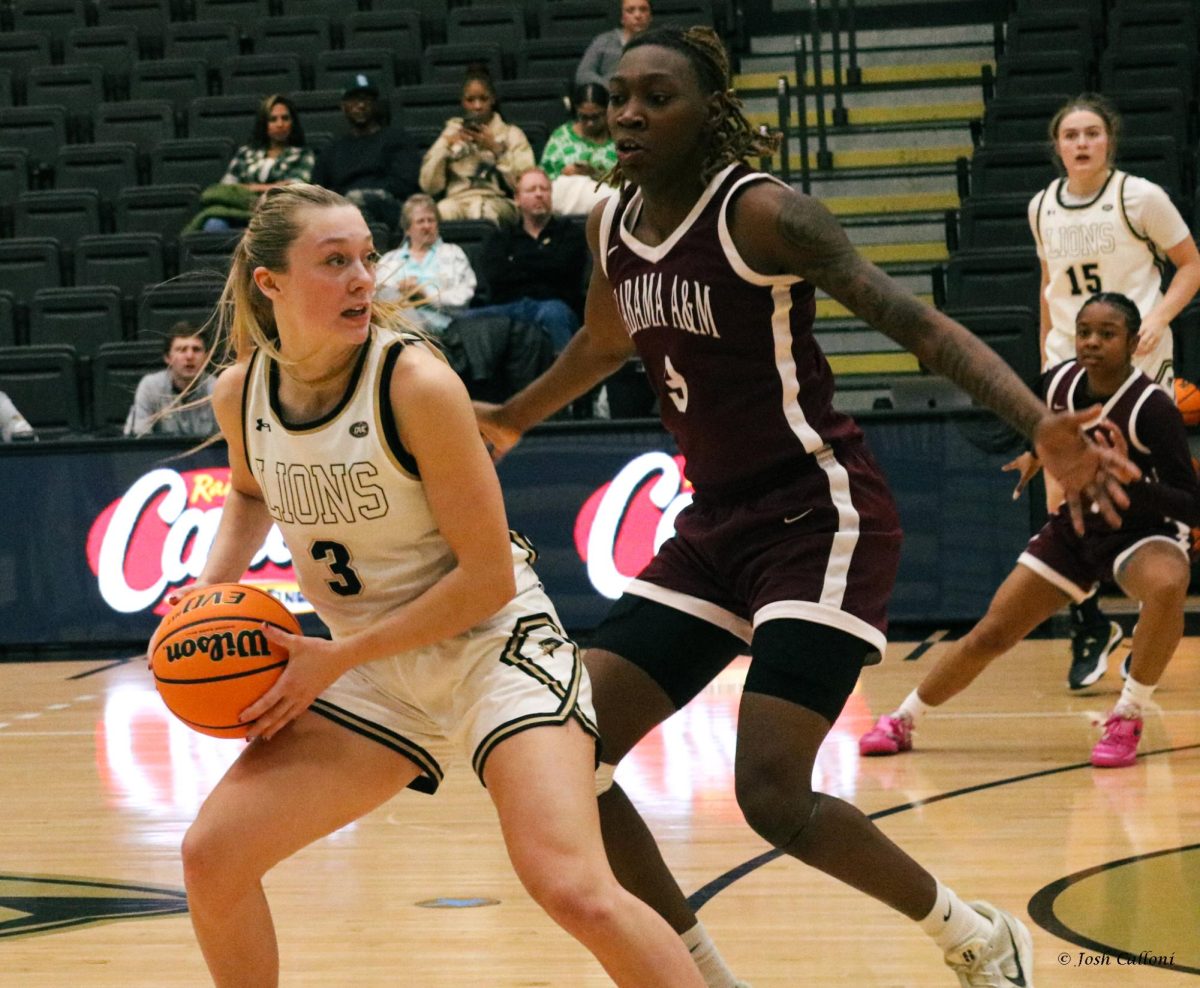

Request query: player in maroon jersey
[
  {"left": 477, "top": 26, "right": 1138, "bottom": 987},
  {"left": 861, "top": 293, "right": 1198, "bottom": 769}
]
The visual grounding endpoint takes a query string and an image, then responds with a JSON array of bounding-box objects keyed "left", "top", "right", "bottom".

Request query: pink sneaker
[
  {"left": 1091, "top": 712, "right": 1143, "bottom": 768},
  {"left": 859, "top": 714, "right": 913, "bottom": 756}
]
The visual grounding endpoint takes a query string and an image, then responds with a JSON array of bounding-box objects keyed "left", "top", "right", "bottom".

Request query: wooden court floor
[{"left": 1, "top": 629, "right": 1197, "bottom": 987}]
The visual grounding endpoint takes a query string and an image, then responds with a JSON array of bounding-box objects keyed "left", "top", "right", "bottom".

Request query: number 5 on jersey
[{"left": 311, "top": 540, "right": 364, "bottom": 596}]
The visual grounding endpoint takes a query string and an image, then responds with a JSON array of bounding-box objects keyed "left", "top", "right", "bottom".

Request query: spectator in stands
[
  {"left": 574, "top": 0, "right": 653, "bottom": 88},
  {"left": 125, "top": 322, "right": 217, "bottom": 438},
  {"left": 418, "top": 66, "right": 535, "bottom": 225},
  {"left": 465, "top": 167, "right": 587, "bottom": 352},
  {"left": 0, "top": 391, "right": 35, "bottom": 442},
  {"left": 311, "top": 74, "right": 423, "bottom": 232},
  {"left": 1028, "top": 92, "right": 1200, "bottom": 691},
  {"left": 541, "top": 83, "right": 618, "bottom": 216},
  {"left": 191, "top": 94, "right": 316, "bottom": 233},
  {"left": 375, "top": 193, "right": 476, "bottom": 332}
]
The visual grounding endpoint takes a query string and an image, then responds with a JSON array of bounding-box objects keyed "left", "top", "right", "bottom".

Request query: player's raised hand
[
  {"left": 473, "top": 401, "right": 523, "bottom": 462},
  {"left": 1033, "top": 407, "right": 1140, "bottom": 534},
  {"left": 1002, "top": 451, "right": 1041, "bottom": 501}
]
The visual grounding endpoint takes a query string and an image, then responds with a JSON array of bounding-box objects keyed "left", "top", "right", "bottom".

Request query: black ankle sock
[{"left": 1070, "top": 594, "right": 1105, "bottom": 629}]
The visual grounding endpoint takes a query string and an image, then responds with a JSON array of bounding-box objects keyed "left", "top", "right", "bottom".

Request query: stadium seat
[
  {"left": 421, "top": 43, "right": 503, "bottom": 85},
  {"left": 13, "top": 189, "right": 104, "bottom": 245},
  {"left": 516, "top": 39, "right": 589, "bottom": 86},
  {"left": 194, "top": 0, "right": 271, "bottom": 23},
  {"left": 448, "top": 6, "right": 525, "bottom": 76},
  {"left": 164, "top": 20, "right": 240, "bottom": 72},
  {"left": 130, "top": 59, "right": 210, "bottom": 116},
  {"left": 0, "top": 68, "right": 12, "bottom": 108},
  {"left": 538, "top": 2, "right": 612, "bottom": 41},
  {"left": 369, "top": 0, "right": 449, "bottom": 47},
  {"left": 136, "top": 277, "right": 223, "bottom": 341},
  {"left": 12, "top": 0, "right": 89, "bottom": 40},
  {"left": 149, "top": 137, "right": 236, "bottom": 187},
  {"left": 1107, "top": 2, "right": 1198, "bottom": 50},
  {"left": 187, "top": 94, "right": 260, "bottom": 144},
  {"left": 980, "top": 94, "right": 1068, "bottom": 146},
  {"left": 497, "top": 78, "right": 571, "bottom": 137},
  {"left": 393, "top": 82, "right": 462, "bottom": 130},
  {"left": 313, "top": 49, "right": 398, "bottom": 97},
  {"left": 1108, "top": 89, "right": 1191, "bottom": 148},
  {"left": 285, "top": 89, "right": 348, "bottom": 141},
  {"left": 1114, "top": 135, "right": 1188, "bottom": 202},
  {"left": 960, "top": 142, "right": 1058, "bottom": 199},
  {"left": 992, "top": 50, "right": 1090, "bottom": 100},
  {"left": 0, "top": 32, "right": 54, "bottom": 97},
  {"left": 0, "top": 106, "right": 68, "bottom": 177},
  {"left": 1005, "top": 11, "right": 1098, "bottom": 57},
  {"left": 91, "top": 339, "right": 164, "bottom": 435},
  {"left": 177, "top": 229, "right": 240, "bottom": 277},
  {"left": 344, "top": 11, "right": 423, "bottom": 84},
  {"left": 25, "top": 64, "right": 105, "bottom": 141},
  {"left": 250, "top": 17, "right": 334, "bottom": 87},
  {"left": 74, "top": 233, "right": 167, "bottom": 302},
  {"left": 94, "top": 0, "right": 172, "bottom": 59},
  {"left": 114, "top": 185, "right": 201, "bottom": 242},
  {"left": 953, "top": 194, "right": 1034, "bottom": 251},
  {"left": 0, "top": 148, "right": 30, "bottom": 236},
  {"left": 1098, "top": 43, "right": 1196, "bottom": 97},
  {"left": 64, "top": 26, "right": 139, "bottom": 100},
  {"left": 0, "top": 344, "right": 84, "bottom": 438},
  {"left": 652, "top": 0, "right": 717, "bottom": 30},
  {"left": 0, "top": 292, "right": 16, "bottom": 348},
  {"left": 941, "top": 248, "right": 1041, "bottom": 311},
  {"left": 29, "top": 286, "right": 127, "bottom": 358},
  {"left": 219, "top": 54, "right": 303, "bottom": 99},
  {"left": 942, "top": 305, "right": 1040, "bottom": 383},
  {"left": 0, "top": 238, "right": 63, "bottom": 307},
  {"left": 94, "top": 100, "right": 177, "bottom": 154}
]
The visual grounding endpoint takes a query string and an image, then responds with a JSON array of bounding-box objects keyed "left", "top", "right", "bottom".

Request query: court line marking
[{"left": 686, "top": 741, "right": 1200, "bottom": 911}]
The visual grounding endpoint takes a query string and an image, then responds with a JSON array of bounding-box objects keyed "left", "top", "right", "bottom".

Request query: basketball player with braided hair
[
  {"left": 171, "top": 183, "right": 707, "bottom": 988},
  {"left": 478, "top": 26, "right": 1139, "bottom": 986}
]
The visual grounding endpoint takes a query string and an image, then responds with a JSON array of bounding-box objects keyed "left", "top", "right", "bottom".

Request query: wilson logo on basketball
[
  {"left": 163, "top": 629, "right": 270, "bottom": 663},
  {"left": 85, "top": 467, "right": 309, "bottom": 616},
  {"left": 573, "top": 452, "right": 692, "bottom": 599}
]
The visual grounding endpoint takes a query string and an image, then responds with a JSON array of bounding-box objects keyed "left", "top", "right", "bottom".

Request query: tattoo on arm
[{"left": 775, "top": 194, "right": 1045, "bottom": 438}]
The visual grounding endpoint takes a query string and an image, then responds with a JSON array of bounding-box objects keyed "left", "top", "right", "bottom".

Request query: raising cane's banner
[{"left": 0, "top": 419, "right": 1033, "bottom": 648}]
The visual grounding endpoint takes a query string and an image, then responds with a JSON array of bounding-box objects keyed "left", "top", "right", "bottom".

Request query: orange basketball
[
  {"left": 1174, "top": 377, "right": 1200, "bottom": 426},
  {"left": 150, "top": 583, "right": 300, "bottom": 738}
]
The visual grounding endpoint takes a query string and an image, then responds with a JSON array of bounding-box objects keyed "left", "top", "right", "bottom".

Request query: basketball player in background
[
  {"left": 168, "top": 183, "right": 706, "bottom": 988},
  {"left": 476, "top": 26, "right": 1140, "bottom": 987},
  {"left": 1030, "top": 93, "right": 1200, "bottom": 691},
  {"left": 861, "top": 293, "right": 1198, "bottom": 768}
]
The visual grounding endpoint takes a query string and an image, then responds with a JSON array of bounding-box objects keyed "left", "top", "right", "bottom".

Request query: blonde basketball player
[
  {"left": 1030, "top": 93, "right": 1200, "bottom": 689},
  {"left": 171, "top": 183, "right": 706, "bottom": 988}
]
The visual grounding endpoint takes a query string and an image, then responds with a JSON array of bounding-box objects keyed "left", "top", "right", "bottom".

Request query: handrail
[
  {"left": 793, "top": 36, "right": 812, "bottom": 192},
  {"left": 775, "top": 75, "right": 792, "bottom": 184},
  {"left": 828, "top": 0, "right": 848, "bottom": 126},
  {"left": 809, "top": 0, "right": 832, "bottom": 169}
]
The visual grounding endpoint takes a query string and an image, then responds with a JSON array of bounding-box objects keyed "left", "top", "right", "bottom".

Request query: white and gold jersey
[{"left": 241, "top": 328, "right": 537, "bottom": 639}]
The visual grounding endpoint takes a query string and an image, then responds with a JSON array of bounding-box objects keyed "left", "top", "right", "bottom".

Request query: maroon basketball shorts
[
  {"left": 623, "top": 443, "right": 902, "bottom": 658},
  {"left": 1018, "top": 511, "right": 1190, "bottom": 602}
]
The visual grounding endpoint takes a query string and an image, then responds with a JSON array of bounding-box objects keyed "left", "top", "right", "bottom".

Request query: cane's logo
[
  {"left": 572, "top": 452, "right": 692, "bottom": 599},
  {"left": 85, "top": 467, "right": 309, "bottom": 616}
]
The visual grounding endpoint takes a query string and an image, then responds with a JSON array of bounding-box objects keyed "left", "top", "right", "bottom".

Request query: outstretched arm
[
  {"left": 731, "top": 183, "right": 1139, "bottom": 528},
  {"left": 476, "top": 200, "right": 634, "bottom": 457}
]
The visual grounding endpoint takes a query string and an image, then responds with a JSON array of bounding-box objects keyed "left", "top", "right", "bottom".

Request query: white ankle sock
[
  {"left": 1116, "top": 676, "right": 1155, "bottom": 716},
  {"left": 681, "top": 922, "right": 740, "bottom": 988},
  {"left": 918, "top": 881, "right": 990, "bottom": 953},
  {"left": 897, "top": 689, "right": 931, "bottom": 726}
]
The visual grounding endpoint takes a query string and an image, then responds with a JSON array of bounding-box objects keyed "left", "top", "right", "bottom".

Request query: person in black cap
[{"left": 310, "top": 74, "right": 423, "bottom": 235}]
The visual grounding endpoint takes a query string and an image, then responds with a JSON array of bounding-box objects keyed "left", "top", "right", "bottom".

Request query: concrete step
[
  {"left": 759, "top": 124, "right": 970, "bottom": 154},
  {"left": 842, "top": 218, "right": 947, "bottom": 246},
  {"left": 743, "top": 100, "right": 983, "bottom": 129},
  {"left": 750, "top": 23, "right": 995, "bottom": 56},
  {"left": 736, "top": 61, "right": 990, "bottom": 91},
  {"left": 789, "top": 166, "right": 959, "bottom": 199}
]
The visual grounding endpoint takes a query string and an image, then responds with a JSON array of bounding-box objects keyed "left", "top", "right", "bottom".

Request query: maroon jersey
[
  {"left": 600, "top": 163, "right": 865, "bottom": 498},
  {"left": 1042, "top": 359, "right": 1200, "bottom": 532}
]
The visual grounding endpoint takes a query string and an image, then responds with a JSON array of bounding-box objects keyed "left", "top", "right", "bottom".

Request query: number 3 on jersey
[
  {"left": 311, "top": 540, "right": 364, "bottom": 596},
  {"left": 1065, "top": 263, "right": 1102, "bottom": 296}
]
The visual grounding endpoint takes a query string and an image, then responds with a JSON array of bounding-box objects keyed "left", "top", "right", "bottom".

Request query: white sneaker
[{"left": 944, "top": 901, "right": 1034, "bottom": 987}]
